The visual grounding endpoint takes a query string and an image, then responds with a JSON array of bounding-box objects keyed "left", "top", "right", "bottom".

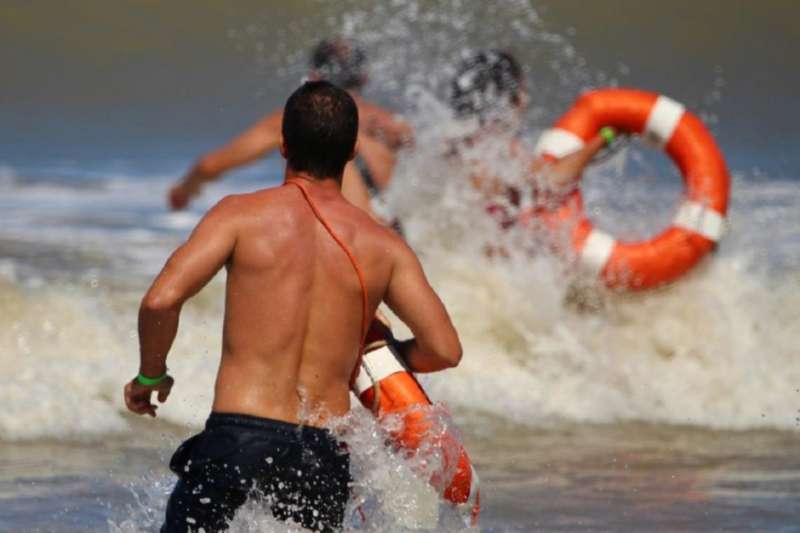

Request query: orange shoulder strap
[{"left": 286, "top": 178, "right": 370, "bottom": 386}]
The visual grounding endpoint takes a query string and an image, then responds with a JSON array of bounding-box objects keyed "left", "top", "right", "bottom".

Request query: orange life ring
[
  {"left": 353, "top": 321, "right": 480, "bottom": 526},
  {"left": 532, "top": 88, "right": 730, "bottom": 290}
]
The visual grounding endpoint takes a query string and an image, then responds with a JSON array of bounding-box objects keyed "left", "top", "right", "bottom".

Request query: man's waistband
[{"left": 206, "top": 411, "right": 336, "bottom": 442}]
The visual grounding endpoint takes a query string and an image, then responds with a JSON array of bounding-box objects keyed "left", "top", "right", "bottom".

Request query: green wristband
[
  {"left": 599, "top": 126, "right": 616, "bottom": 145},
  {"left": 136, "top": 371, "right": 168, "bottom": 386}
]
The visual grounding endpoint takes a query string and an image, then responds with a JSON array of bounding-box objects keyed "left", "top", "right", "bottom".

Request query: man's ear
[
  {"left": 348, "top": 140, "right": 358, "bottom": 162},
  {"left": 279, "top": 136, "right": 288, "bottom": 159}
]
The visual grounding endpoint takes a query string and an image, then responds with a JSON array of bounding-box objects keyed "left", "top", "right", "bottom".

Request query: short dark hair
[
  {"left": 310, "top": 37, "right": 367, "bottom": 90},
  {"left": 450, "top": 50, "right": 523, "bottom": 119},
  {"left": 282, "top": 81, "right": 359, "bottom": 179}
]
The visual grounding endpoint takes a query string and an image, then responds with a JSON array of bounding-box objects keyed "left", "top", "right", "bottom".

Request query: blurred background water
[{"left": 1, "top": 0, "right": 797, "bottom": 178}]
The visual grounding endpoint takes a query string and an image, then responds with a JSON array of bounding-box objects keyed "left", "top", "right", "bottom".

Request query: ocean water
[{"left": 1, "top": 0, "right": 799, "bottom": 531}]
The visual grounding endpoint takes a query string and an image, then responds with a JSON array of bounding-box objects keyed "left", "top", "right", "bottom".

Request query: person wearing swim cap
[
  {"left": 125, "top": 81, "right": 460, "bottom": 532},
  {"left": 168, "top": 37, "right": 411, "bottom": 225},
  {"left": 448, "top": 50, "right": 616, "bottom": 232}
]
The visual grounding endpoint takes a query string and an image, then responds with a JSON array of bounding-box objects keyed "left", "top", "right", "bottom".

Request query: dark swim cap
[
  {"left": 450, "top": 50, "right": 523, "bottom": 119},
  {"left": 311, "top": 37, "right": 367, "bottom": 91}
]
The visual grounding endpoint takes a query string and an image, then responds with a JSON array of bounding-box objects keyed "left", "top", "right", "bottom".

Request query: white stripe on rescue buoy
[
  {"left": 533, "top": 128, "right": 585, "bottom": 158},
  {"left": 352, "top": 344, "right": 407, "bottom": 395},
  {"left": 643, "top": 95, "right": 685, "bottom": 148},
  {"left": 580, "top": 228, "right": 616, "bottom": 276},
  {"left": 672, "top": 201, "right": 725, "bottom": 242}
]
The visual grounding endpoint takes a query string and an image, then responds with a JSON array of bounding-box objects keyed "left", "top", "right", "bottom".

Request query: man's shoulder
[
  {"left": 352, "top": 211, "right": 409, "bottom": 259},
  {"left": 210, "top": 186, "right": 295, "bottom": 219},
  {"left": 215, "top": 186, "right": 274, "bottom": 205}
]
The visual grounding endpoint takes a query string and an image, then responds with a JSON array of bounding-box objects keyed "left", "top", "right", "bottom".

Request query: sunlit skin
[
  {"left": 168, "top": 85, "right": 411, "bottom": 220},
  {"left": 125, "top": 138, "right": 460, "bottom": 426}
]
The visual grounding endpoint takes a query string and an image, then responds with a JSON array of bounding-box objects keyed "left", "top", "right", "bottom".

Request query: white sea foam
[
  {"left": 0, "top": 168, "right": 798, "bottom": 443},
  {"left": 416, "top": 248, "right": 800, "bottom": 430}
]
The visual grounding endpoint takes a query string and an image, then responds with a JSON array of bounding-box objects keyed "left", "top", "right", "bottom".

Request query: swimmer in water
[
  {"left": 168, "top": 37, "right": 411, "bottom": 225},
  {"left": 125, "top": 81, "right": 460, "bottom": 532},
  {"left": 448, "top": 50, "right": 615, "bottom": 232}
]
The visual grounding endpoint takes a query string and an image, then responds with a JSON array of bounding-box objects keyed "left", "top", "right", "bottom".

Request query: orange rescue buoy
[
  {"left": 532, "top": 88, "right": 730, "bottom": 290},
  {"left": 353, "top": 321, "right": 480, "bottom": 526}
]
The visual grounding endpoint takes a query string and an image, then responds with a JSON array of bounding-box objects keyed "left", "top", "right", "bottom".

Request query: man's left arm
[{"left": 124, "top": 197, "right": 239, "bottom": 417}]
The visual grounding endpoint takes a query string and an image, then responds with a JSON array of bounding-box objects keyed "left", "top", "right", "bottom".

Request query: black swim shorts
[{"left": 161, "top": 412, "right": 350, "bottom": 533}]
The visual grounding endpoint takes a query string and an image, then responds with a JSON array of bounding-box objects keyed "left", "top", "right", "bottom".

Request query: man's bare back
[{"left": 209, "top": 179, "right": 409, "bottom": 423}]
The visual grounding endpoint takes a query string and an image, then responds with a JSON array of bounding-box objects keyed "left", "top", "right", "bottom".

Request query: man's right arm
[
  {"left": 384, "top": 239, "right": 462, "bottom": 372},
  {"left": 169, "top": 111, "right": 283, "bottom": 209},
  {"left": 125, "top": 196, "right": 239, "bottom": 416}
]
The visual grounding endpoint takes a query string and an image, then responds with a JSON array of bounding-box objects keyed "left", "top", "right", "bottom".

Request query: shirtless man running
[
  {"left": 168, "top": 37, "right": 410, "bottom": 223},
  {"left": 124, "top": 81, "right": 460, "bottom": 532}
]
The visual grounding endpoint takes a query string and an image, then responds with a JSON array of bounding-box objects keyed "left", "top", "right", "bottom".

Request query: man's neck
[{"left": 284, "top": 170, "right": 342, "bottom": 192}]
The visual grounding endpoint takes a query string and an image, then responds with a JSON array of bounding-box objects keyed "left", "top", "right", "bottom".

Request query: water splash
[{"left": 107, "top": 404, "right": 472, "bottom": 532}]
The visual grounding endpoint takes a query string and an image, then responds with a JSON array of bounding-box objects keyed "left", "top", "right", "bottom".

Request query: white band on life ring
[
  {"left": 533, "top": 128, "right": 585, "bottom": 158},
  {"left": 579, "top": 228, "right": 616, "bottom": 276},
  {"left": 672, "top": 201, "right": 725, "bottom": 242},
  {"left": 352, "top": 344, "right": 408, "bottom": 395},
  {"left": 643, "top": 96, "right": 685, "bottom": 148}
]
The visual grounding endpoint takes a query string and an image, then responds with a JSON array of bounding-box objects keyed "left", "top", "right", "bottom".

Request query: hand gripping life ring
[
  {"left": 353, "top": 319, "right": 481, "bottom": 526},
  {"left": 532, "top": 88, "right": 730, "bottom": 290}
]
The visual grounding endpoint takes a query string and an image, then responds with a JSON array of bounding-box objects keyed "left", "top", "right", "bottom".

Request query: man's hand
[
  {"left": 169, "top": 180, "right": 204, "bottom": 211},
  {"left": 169, "top": 184, "right": 192, "bottom": 210},
  {"left": 124, "top": 376, "right": 174, "bottom": 417}
]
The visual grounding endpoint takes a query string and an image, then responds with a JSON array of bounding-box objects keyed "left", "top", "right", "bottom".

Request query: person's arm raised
[
  {"left": 384, "top": 240, "right": 462, "bottom": 373},
  {"left": 531, "top": 128, "right": 614, "bottom": 194},
  {"left": 169, "top": 112, "right": 283, "bottom": 209},
  {"left": 124, "top": 197, "right": 238, "bottom": 416}
]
